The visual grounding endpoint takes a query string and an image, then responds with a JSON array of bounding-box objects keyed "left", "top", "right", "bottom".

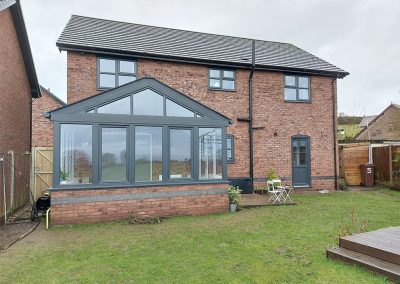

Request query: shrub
[{"left": 127, "top": 212, "right": 166, "bottom": 224}]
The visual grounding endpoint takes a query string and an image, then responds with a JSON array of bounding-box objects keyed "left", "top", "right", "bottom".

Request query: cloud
[{"left": 21, "top": 0, "right": 400, "bottom": 115}]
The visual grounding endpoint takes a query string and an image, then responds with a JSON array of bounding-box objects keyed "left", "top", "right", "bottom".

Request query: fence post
[
  {"left": 9, "top": 150, "right": 15, "bottom": 215},
  {"left": 389, "top": 145, "right": 393, "bottom": 188},
  {"left": 30, "top": 147, "right": 35, "bottom": 203}
]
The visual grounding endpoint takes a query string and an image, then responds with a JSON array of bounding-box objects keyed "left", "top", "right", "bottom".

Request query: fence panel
[
  {"left": 32, "top": 147, "right": 53, "bottom": 200},
  {"left": 339, "top": 144, "right": 369, "bottom": 186},
  {"left": 0, "top": 151, "right": 31, "bottom": 224},
  {"left": 372, "top": 146, "right": 390, "bottom": 182}
]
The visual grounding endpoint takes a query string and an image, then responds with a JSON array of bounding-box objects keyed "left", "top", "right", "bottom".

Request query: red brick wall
[
  {"left": 67, "top": 52, "right": 97, "bottom": 104},
  {"left": 32, "top": 89, "right": 64, "bottom": 147},
  {"left": 51, "top": 183, "right": 229, "bottom": 224},
  {"left": 66, "top": 51, "right": 338, "bottom": 190},
  {"left": 0, "top": 9, "right": 32, "bottom": 154}
]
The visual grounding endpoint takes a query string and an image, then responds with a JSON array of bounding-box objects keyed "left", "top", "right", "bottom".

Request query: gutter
[
  {"left": 249, "top": 40, "right": 256, "bottom": 191},
  {"left": 56, "top": 44, "right": 349, "bottom": 79}
]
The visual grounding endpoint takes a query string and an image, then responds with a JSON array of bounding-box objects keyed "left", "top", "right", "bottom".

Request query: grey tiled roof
[
  {"left": 0, "top": 0, "right": 15, "bottom": 11},
  {"left": 57, "top": 15, "right": 348, "bottom": 77}
]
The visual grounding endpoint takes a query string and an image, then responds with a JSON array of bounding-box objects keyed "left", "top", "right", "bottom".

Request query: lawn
[{"left": 0, "top": 189, "right": 399, "bottom": 283}]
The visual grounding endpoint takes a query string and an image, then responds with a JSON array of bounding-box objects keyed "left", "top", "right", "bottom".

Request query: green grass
[
  {"left": 1, "top": 189, "right": 399, "bottom": 283},
  {"left": 338, "top": 124, "right": 361, "bottom": 140}
]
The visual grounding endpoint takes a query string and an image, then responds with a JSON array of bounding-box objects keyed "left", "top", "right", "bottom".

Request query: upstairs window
[
  {"left": 98, "top": 58, "right": 136, "bottom": 89},
  {"left": 209, "top": 68, "right": 235, "bottom": 91},
  {"left": 284, "top": 75, "right": 310, "bottom": 102}
]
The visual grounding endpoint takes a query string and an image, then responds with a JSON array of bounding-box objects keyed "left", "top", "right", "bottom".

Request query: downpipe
[{"left": 332, "top": 78, "right": 338, "bottom": 190}]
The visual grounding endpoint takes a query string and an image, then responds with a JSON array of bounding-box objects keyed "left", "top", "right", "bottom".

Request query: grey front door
[{"left": 292, "top": 136, "right": 311, "bottom": 187}]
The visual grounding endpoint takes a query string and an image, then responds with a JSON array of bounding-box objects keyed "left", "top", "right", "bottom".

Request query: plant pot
[{"left": 229, "top": 203, "right": 237, "bottom": 212}]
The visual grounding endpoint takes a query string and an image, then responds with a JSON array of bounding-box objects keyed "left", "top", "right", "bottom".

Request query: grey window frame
[
  {"left": 97, "top": 57, "right": 137, "bottom": 90},
  {"left": 208, "top": 68, "right": 236, "bottom": 91},
  {"left": 284, "top": 74, "right": 311, "bottom": 103},
  {"left": 51, "top": 78, "right": 230, "bottom": 190},
  {"left": 226, "top": 134, "right": 235, "bottom": 163}
]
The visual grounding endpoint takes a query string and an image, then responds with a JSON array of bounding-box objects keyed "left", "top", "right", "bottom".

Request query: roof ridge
[
  {"left": 69, "top": 14, "right": 293, "bottom": 46},
  {"left": 39, "top": 85, "right": 66, "bottom": 106}
]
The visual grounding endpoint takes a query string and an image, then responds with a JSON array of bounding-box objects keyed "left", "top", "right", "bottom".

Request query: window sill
[
  {"left": 50, "top": 179, "right": 230, "bottom": 191},
  {"left": 284, "top": 100, "right": 311, "bottom": 104},
  {"left": 208, "top": 88, "right": 237, "bottom": 93}
]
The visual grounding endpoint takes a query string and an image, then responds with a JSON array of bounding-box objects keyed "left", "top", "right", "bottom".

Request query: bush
[
  {"left": 227, "top": 185, "right": 242, "bottom": 204},
  {"left": 127, "top": 212, "right": 166, "bottom": 224}
]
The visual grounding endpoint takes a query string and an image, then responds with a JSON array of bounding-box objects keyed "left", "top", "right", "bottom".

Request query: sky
[{"left": 21, "top": 0, "right": 400, "bottom": 116}]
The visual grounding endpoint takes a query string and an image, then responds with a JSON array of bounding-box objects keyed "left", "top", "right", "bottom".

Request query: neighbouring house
[
  {"left": 47, "top": 15, "right": 348, "bottom": 224},
  {"left": 355, "top": 104, "right": 400, "bottom": 141},
  {"left": 32, "top": 86, "right": 66, "bottom": 147},
  {"left": 0, "top": 0, "right": 41, "bottom": 221}
]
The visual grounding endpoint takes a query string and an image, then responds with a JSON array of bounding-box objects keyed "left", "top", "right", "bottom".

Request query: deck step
[
  {"left": 340, "top": 229, "right": 400, "bottom": 265},
  {"left": 327, "top": 247, "right": 400, "bottom": 282}
]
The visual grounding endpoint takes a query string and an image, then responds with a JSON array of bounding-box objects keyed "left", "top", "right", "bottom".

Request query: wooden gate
[{"left": 31, "top": 147, "right": 53, "bottom": 200}]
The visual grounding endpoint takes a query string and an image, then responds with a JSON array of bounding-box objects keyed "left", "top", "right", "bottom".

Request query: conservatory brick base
[{"left": 51, "top": 183, "right": 229, "bottom": 224}]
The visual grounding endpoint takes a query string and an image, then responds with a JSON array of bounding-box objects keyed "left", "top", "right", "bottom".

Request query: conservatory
[{"left": 47, "top": 77, "right": 232, "bottom": 190}]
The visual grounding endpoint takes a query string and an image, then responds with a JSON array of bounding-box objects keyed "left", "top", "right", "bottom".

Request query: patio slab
[{"left": 239, "top": 193, "right": 295, "bottom": 208}]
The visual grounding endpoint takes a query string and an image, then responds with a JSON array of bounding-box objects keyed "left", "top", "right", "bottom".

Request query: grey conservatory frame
[{"left": 47, "top": 77, "right": 232, "bottom": 190}]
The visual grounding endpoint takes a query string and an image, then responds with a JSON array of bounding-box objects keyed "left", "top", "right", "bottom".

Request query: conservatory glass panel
[
  {"left": 101, "top": 128, "right": 127, "bottom": 181},
  {"left": 135, "top": 126, "right": 163, "bottom": 182},
  {"left": 60, "top": 124, "right": 92, "bottom": 184},
  {"left": 166, "top": 99, "right": 195, "bottom": 117},
  {"left": 170, "top": 129, "right": 192, "bottom": 179},
  {"left": 133, "top": 89, "right": 164, "bottom": 116},
  {"left": 97, "top": 96, "right": 131, "bottom": 114},
  {"left": 199, "top": 128, "right": 222, "bottom": 179}
]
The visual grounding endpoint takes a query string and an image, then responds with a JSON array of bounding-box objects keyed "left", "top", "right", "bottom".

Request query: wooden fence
[
  {"left": 31, "top": 147, "right": 53, "bottom": 200},
  {"left": 373, "top": 145, "right": 400, "bottom": 188},
  {"left": 339, "top": 143, "right": 369, "bottom": 186},
  {"left": 0, "top": 151, "right": 31, "bottom": 224}
]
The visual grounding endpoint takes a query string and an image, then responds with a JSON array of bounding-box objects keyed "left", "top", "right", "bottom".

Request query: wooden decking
[
  {"left": 327, "top": 227, "right": 400, "bottom": 281},
  {"left": 239, "top": 194, "right": 295, "bottom": 208}
]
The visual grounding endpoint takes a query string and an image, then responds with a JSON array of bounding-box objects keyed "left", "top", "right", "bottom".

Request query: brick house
[
  {"left": 0, "top": 0, "right": 40, "bottom": 221},
  {"left": 32, "top": 86, "right": 66, "bottom": 147},
  {"left": 355, "top": 104, "right": 400, "bottom": 141},
  {"left": 48, "top": 15, "right": 348, "bottom": 224}
]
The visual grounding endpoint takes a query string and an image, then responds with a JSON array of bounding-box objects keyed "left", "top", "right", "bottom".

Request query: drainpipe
[
  {"left": 332, "top": 78, "right": 338, "bottom": 190},
  {"left": 1, "top": 158, "right": 6, "bottom": 224},
  {"left": 249, "top": 40, "right": 256, "bottom": 191}
]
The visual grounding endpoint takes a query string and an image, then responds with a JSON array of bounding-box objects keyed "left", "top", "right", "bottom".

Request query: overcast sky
[{"left": 21, "top": 0, "right": 400, "bottom": 115}]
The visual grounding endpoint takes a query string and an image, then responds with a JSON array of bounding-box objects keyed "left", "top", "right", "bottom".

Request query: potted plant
[
  {"left": 338, "top": 178, "right": 348, "bottom": 190},
  {"left": 60, "top": 171, "right": 69, "bottom": 184},
  {"left": 266, "top": 167, "right": 279, "bottom": 181},
  {"left": 227, "top": 185, "right": 241, "bottom": 212}
]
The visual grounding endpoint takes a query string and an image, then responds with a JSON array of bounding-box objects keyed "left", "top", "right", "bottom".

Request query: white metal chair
[
  {"left": 267, "top": 179, "right": 284, "bottom": 204},
  {"left": 272, "top": 179, "right": 293, "bottom": 203}
]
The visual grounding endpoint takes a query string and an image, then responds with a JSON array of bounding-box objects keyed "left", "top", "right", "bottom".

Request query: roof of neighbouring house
[
  {"left": 39, "top": 85, "right": 66, "bottom": 106},
  {"left": 355, "top": 103, "right": 400, "bottom": 140},
  {"left": 56, "top": 15, "right": 349, "bottom": 78},
  {"left": 358, "top": 115, "right": 377, "bottom": 128},
  {"left": 0, "top": 0, "right": 41, "bottom": 97}
]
